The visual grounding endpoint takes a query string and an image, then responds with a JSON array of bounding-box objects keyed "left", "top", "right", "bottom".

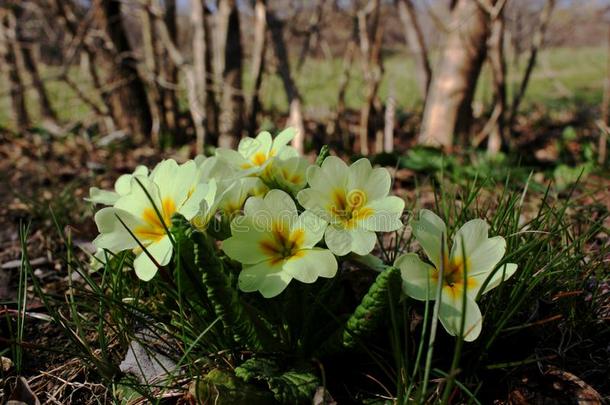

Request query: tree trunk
[
  {"left": 217, "top": 0, "right": 244, "bottom": 148},
  {"left": 13, "top": 6, "right": 57, "bottom": 123},
  {"left": 358, "top": 0, "right": 383, "bottom": 155},
  {"left": 418, "top": 0, "right": 491, "bottom": 148},
  {"left": 396, "top": 0, "right": 431, "bottom": 102},
  {"left": 267, "top": 10, "right": 306, "bottom": 154},
  {"left": 160, "top": 0, "right": 180, "bottom": 137},
  {"left": 330, "top": 14, "right": 358, "bottom": 149},
  {"left": 94, "top": 0, "right": 153, "bottom": 140},
  {"left": 0, "top": 10, "right": 30, "bottom": 132},
  {"left": 52, "top": 0, "right": 114, "bottom": 130},
  {"left": 486, "top": 7, "right": 507, "bottom": 154},
  {"left": 140, "top": 0, "right": 163, "bottom": 142},
  {"left": 191, "top": 0, "right": 207, "bottom": 153},
  {"left": 296, "top": 0, "right": 324, "bottom": 72},
  {"left": 600, "top": 23, "right": 610, "bottom": 165},
  {"left": 247, "top": 0, "right": 267, "bottom": 137},
  {"left": 384, "top": 89, "right": 396, "bottom": 153},
  {"left": 142, "top": 0, "right": 182, "bottom": 144}
]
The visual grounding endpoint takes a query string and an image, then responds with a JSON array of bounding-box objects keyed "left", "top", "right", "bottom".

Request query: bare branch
[{"left": 509, "top": 0, "right": 556, "bottom": 125}]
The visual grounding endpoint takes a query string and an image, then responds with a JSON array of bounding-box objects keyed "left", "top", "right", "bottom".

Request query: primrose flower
[
  {"left": 262, "top": 155, "right": 310, "bottom": 193},
  {"left": 196, "top": 155, "right": 239, "bottom": 183},
  {"left": 216, "top": 128, "right": 298, "bottom": 175},
  {"left": 217, "top": 177, "right": 268, "bottom": 218},
  {"left": 396, "top": 209, "right": 518, "bottom": 341},
  {"left": 93, "top": 159, "right": 209, "bottom": 281},
  {"left": 191, "top": 179, "right": 221, "bottom": 231},
  {"left": 87, "top": 165, "right": 149, "bottom": 206},
  {"left": 297, "top": 156, "right": 404, "bottom": 256},
  {"left": 223, "top": 189, "right": 337, "bottom": 298}
]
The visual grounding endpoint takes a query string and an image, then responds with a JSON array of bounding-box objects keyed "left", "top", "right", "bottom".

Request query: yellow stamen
[
  {"left": 252, "top": 152, "right": 268, "bottom": 166},
  {"left": 432, "top": 255, "right": 477, "bottom": 297},
  {"left": 329, "top": 188, "right": 373, "bottom": 228},
  {"left": 259, "top": 222, "right": 305, "bottom": 265},
  {"left": 135, "top": 197, "right": 176, "bottom": 242}
]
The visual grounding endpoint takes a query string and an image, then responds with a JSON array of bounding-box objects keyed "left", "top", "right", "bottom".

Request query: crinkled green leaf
[
  {"left": 342, "top": 267, "right": 401, "bottom": 348},
  {"left": 191, "top": 369, "right": 276, "bottom": 404},
  {"left": 235, "top": 358, "right": 319, "bottom": 404},
  {"left": 191, "top": 228, "right": 274, "bottom": 350},
  {"left": 318, "top": 267, "right": 401, "bottom": 353}
]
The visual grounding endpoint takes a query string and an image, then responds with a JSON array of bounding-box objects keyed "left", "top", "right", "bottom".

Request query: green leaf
[
  {"left": 190, "top": 229, "right": 274, "bottom": 351},
  {"left": 317, "top": 267, "right": 401, "bottom": 356},
  {"left": 270, "top": 370, "right": 319, "bottom": 404},
  {"left": 315, "top": 145, "right": 330, "bottom": 166},
  {"left": 341, "top": 267, "right": 401, "bottom": 349},
  {"left": 171, "top": 214, "right": 211, "bottom": 317},
  {"left": 235, "top": 358, "right": 319, "bottom": 404},
  {"left": 191, "top": 369, "right": 276, "bottom": 404}
]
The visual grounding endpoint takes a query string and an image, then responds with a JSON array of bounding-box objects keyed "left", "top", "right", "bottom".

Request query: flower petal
[
  {"left": 216, "top": 148, "right": 249, "bottom": 167},
  {"left": 222, "top": 232, "right": 269, "bottom": 265},
  {"left": 181, "top": 180, "right": 217, "bottom": 221},
  {"left": 468, "top": 236, "right": 506, "bottom": 277},
  {"left": 239, "top": 131, "right": 272, "bottom": 158},
  {"left": 363, "top": 167, "right": 392, "bottom": 201},
  {"left": 272, "top": 127, "right": 295, "bottom": 153},
  {"left": 296, "top": 188, "right": 333, "bottom": 222},
  {"left": 411, "top": 209, "right": 447, "bottom": 269},
  {"left": 264, "top": 189, "right": 298, "bottom": 221},
  {"left": 93, "top": 207, "right": 141, "bottom": 252},
  {"left": 350, "top": 228, "right": 377, "bottom": 255},
  {"left": 283, "top": 248, "right": 337, "bottom": 283},
  {"left": 473, "top": 262, "right": 518, "bottom": 295},
  {"left": 451, "top": 219, "right": 489, "bottom": 260},
  {"left": 133, "top": 235, "right": 173, "bottom": 281},
  {"left": 293, "top": 211, "right": 327, "bottom": 248},
  {"left": 324, "top": 225, "right": 352, "bottom": 256},
  {"left": 307, "top": 156, "right": 348, "bottom": 194},
  {"left": 438, "top": 288, "right": 483, "bottom": 342},
  {"left": 347, "top": 158, "right": 372, "bottom": 191},
  {"left": 360, "top": 196, "right": 404, "bottom": 232},
  {"left": 114, "top": 176, "right": 162, "bottom": 219},
  {"left": 150, "top": 160, "right": 195, "bottom": 206},
  {"left": 115, "top": 165, "right": 148, "bottom": 196},
  {"left": 395, "top": 253, "right": 437, "bottom": 300},
  {"left": 86, "top": 187, "right": 119, "bottom": 206},
  {"left": 238, "top": 260, "right": 292, "bottom": 298},
  {"left": 198, "top": 156, "right": 238, "bottom": 182}
]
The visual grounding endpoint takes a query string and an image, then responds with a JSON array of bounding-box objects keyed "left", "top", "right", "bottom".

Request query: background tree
[
  {"left": 419, "top": 0, "right": 493, "bottom": 149},
  {"left": 1, "top": 0, "right": 601, "bottom": 159},
  {"left": 396, "top": 0, "right": 431, "bottom": 102},
  {"left": 93, "top": 0, "right": 153, "bottom": 140},
  {"left": 247, "top": 0, "right": 267, "bottom": 137},
  {"left": 267, "top": 8, "right": 306, "bottom": 154},
  {"left": 217, "top": 0, "right": 244, "bottom": 148},
  {"left": 0, "top": 7, "right": 30, "bottom": 132},
  {"left": 13, "top": 4, "right": 57, "bottom": 123}
]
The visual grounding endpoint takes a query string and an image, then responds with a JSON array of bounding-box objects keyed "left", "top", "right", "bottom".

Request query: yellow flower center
[
  {"left": 281, "top": 168, "right": 302, "bottom": 185},
  {"left": 432, "top": 256, "right": 478, "bottom": 299},
  {"left": 329, "top": 188, "right": 373, "bottom": 228},
  {"left": 259, "top": 222, "right": 305, "bottom": 265},
  {"left": 252, "top": 152, "right": 268, "bottom": 166},
  {"left": 135, "top": 197, "right": 176, "bottom": 242}
]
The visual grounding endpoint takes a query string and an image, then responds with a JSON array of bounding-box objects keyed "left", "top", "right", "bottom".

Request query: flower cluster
[{"left": 89, "top": 127, "right": 517, "bottom": 341}]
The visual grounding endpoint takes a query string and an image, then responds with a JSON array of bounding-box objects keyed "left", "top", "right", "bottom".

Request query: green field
[{"left": 0, "top": 46, "right": 605, "bottom": 131}]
